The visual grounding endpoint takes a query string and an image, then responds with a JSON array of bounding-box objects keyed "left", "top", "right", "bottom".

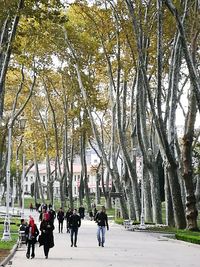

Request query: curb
[
  {"left": 0, "top": 241, "right": 19, "bottom": 267},
  {"left": 159, "top": 234, "right": 200, "bottom": 248}
]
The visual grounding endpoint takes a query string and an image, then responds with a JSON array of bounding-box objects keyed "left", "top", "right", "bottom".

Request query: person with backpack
[{"left": 95, "top": 206, "right": 109, "bottom": 247}]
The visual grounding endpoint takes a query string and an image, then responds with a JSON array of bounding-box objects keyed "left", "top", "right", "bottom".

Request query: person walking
[
  {"left": 25, "top": 216, "right": 39, "bottom": 259},
  {"left": 19, "top": 219, "right": 27, "bottom": 245},
  {"left": 39, "top": 212, "right": 55, "bottom": 259},
  {"left": 29, "top": 203, "right": 33, "bottom": 212},
  {"left": 95, "top": 206, "right": 109, "bottom": 247},
  {"left": 48, "top": 206, "right": 56, "bottom": 224},
  {"left": 89, "top": 210, "right": 94, "bottom": 221},
  {"left": 78, "top": 205, "right": 85, "bottom": 219},
  {"left": 68, "top": 209, "right": 81, "bottom": 247},
  {"left": 57, "top": 207, "right": 65, "bottom": 233},
  {"left": 93, "top": 207, "right": 98, "bottom": 218},
  {"left": 65, "top": 208, "right": 73, "bottom": 233},
  {"left": 39, "top": 206, "right": 47, "bottom": 221}
]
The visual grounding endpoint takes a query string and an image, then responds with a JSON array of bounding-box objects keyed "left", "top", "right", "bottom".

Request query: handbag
[{"left": 38, "top": 234, "right": 44, "bottom": 246}]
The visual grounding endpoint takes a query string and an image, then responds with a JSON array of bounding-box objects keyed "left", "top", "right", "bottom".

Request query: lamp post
[
  {"left": 15, "top": 158, "right": 20, "bottom": 215},
  {"left": 21, "top": 153, "right": 25, "bottom": 219},
  {"left": 91, "top": 161, "right": 99, "bottom": 206},
  {"left": 131, "top": 148, "right": 137, "bottom": 220},
  {"left": 133, "top": 147, "right": 145, "bottom": 229},
  {"left": 19, "top": 117, "right": 26, "bottom": 219},
  {"left": 139, "top": 148, "right": 153, "bottom": 229},
  {"left": 139, "top": 154, "right": 145, "bottom": 229},
  {"left": 12, "top": 176, "right": 16, "bottom": 215},
  {"left": 95, "top": 169, "right": 98, "bottom": 207},
  {"left": 2, "top": 122, "right": 12, "bottom": 241},
  {"left": 77, "top": 177, "right": 80, "bottom": 209}
]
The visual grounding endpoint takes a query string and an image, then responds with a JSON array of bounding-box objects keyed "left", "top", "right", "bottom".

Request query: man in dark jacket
[
  {"left": 65, "top": 208, "right": 73, "bottom": 233},
  {"left": 68, "top": 209, "right": 81, "bottom": 247},
  {"left": 57, "top": 207, "right": 65, "bottom": 233},
  {"left": 95, "top": 206, "right": 109, "bottom": 247}
]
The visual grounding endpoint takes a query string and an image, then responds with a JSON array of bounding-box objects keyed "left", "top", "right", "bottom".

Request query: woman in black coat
[
  {"left": 25, "top": 217, "right": 39, "bottom": 259},
  {"left": 39, "top": 212, "right": 55, "bottom": 259}
]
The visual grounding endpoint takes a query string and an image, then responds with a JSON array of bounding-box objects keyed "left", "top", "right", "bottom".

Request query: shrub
[{"left": 175, "top": 230, "right": 200, "bottom": 245}]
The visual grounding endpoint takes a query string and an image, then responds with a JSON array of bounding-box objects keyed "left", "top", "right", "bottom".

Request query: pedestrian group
[{"left": 19, "top": 204, "right": 109, "bottom": 259}]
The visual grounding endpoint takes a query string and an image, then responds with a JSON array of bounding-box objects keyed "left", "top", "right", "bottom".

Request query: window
[
  {"left": 26, "top": 177, "right": 28, "bottom": 182},
  {"left": 78, "top": 175, "right": 80, "bottom": 180},
  {"left": 74, "top": 175, "right": 76, "bottom": 181},
  {"left": 74, "top": 187, "right": 77, "bottom": 195},
  {"left": 56, "top": 187, "right": 59, "bottom": 194},
  {"left": 30, "top": 176, "right": 33, "bottom": 182},
  {"left": 25, "top": 185, "right": 28, "bottom": 192},
  {"left": 87, "top": 175, "right": 90, "bottom": 182},
  {"left": 43, "top": 176, "right": 45, "bottom": 182}
]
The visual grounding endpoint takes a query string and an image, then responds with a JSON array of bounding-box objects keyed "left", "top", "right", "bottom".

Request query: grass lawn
[
  {"left": 176, "top": 230, "right": 200, "bottom": 244},
  {"left": 0, "top": 233, "right": 18, "bottom": 250},
  {"left": 0, "top": 233, "right": 18, "bottom": 263}
]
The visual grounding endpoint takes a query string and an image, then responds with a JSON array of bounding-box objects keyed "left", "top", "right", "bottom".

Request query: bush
[
  {"left": 115, "top": 218, "right": 124, "bottom": 225},
  {"left": 175, "top": 230, "right": 200, "bottom": 245}
]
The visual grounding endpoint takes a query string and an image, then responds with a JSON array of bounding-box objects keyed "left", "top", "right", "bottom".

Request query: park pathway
[{"left": 5, "top": 210, "right": 200, "bottom": 267}]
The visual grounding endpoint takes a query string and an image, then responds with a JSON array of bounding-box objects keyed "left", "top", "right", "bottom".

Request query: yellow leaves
[{"left": 4, "top": 68, "right": 31, "bottom": 110}]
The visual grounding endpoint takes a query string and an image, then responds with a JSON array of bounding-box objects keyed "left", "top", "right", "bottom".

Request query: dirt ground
[{"left": 0, "top": 249, "right": 10, "bottom": 263}]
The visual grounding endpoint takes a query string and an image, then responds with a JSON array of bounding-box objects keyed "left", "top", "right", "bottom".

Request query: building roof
[{"left": 28, "top": 162, "right": 92, "bottom": 175}]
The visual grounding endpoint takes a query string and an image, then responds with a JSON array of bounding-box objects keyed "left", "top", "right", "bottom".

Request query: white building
[
  {"left": 24, "top": 148, "right": 103, "bottom": 198},
  {"left": 25, "top": 162, "right": 99, "bottom": 198}
]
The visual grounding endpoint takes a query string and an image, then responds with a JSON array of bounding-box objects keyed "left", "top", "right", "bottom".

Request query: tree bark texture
[{"left": 182, "top": 90, "right": 198, "bottom": 230}]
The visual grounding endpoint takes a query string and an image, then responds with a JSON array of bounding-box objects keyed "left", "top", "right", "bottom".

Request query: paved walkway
[{"left": 5, "top": 210, "right": 200, "bottom": 267}]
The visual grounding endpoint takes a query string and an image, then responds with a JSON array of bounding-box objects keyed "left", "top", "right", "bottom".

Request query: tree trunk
[
  {"left": 164, "top": 0, "right": 200, "bottom": 113},
  {"left": 63, "top": 29, "right": 129, "bottom": 218},
  {"left": 80, "top": 125, "right": 91, "bottom": 212},
  {"left": 148, "top": 163, "right": 162, "bottom": 224},
  {"left": 143, "top": 165, "right": 152, "bottom": 223},
  {"left": 168, "top": 165, "right": 186, "bottom": 228},
  {"left": 164, "top": 162, "right": 175, "bottom": 226},
  {"left": 0, "top": 0, "right": 24, "bottom": 117},
  {"left": 34, "top": 146, "right": 45, "bottom": 203},
  {"left": 195, "top": 175, "right": 200, "bottom": 210},
  {"left": 182, "top": 89, "right": 198, "bottom": 230},
  {"left": 123, "top": 163, "right": 136, "bottom": 220}
]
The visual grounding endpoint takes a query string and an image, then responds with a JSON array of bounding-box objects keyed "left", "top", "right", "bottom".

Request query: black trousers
[
  {"left": 70, "top": 227, "right": 78, "bottom": 245},
  {"left": 27, "top": 240, "right": 35, "bottom": 257},
  {"left": 58, "top": 221, "right": 64, "bottom": 233},
  {"left": 43, "top": 243, "right": 50, "bottom": 257}
]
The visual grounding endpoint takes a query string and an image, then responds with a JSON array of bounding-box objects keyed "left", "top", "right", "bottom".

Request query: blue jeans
[{"left": 97, "top": 226, "right": 106, "bottom": 245}]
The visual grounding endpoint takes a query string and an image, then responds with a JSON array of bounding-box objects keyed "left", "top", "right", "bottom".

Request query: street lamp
[
  {"left": 77, "top": 176, "right": 80, "bottom": 209},
  {"left": 91, "top": 161, "right": 99, "bottom": 206},
  {"left": 21, "top": 153, "right": 25, "bottom": 219},
  {"left": 132, "top": 147, "right": 145, "bottom": 229},
  {"left": 15, "top": 159, "right": 20, "bottom": 215},
  {"left": 19, "top": 116, "right": 26, "bottom": 219},
  {"left": 139, "top": 154, "right": 145, "bottom": 229},
  {"left": 139, "top": 147, "right": 153, "bottom": 229},
  {"left": 2, "top": 121, "right": 12, "bottom": 241}
]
